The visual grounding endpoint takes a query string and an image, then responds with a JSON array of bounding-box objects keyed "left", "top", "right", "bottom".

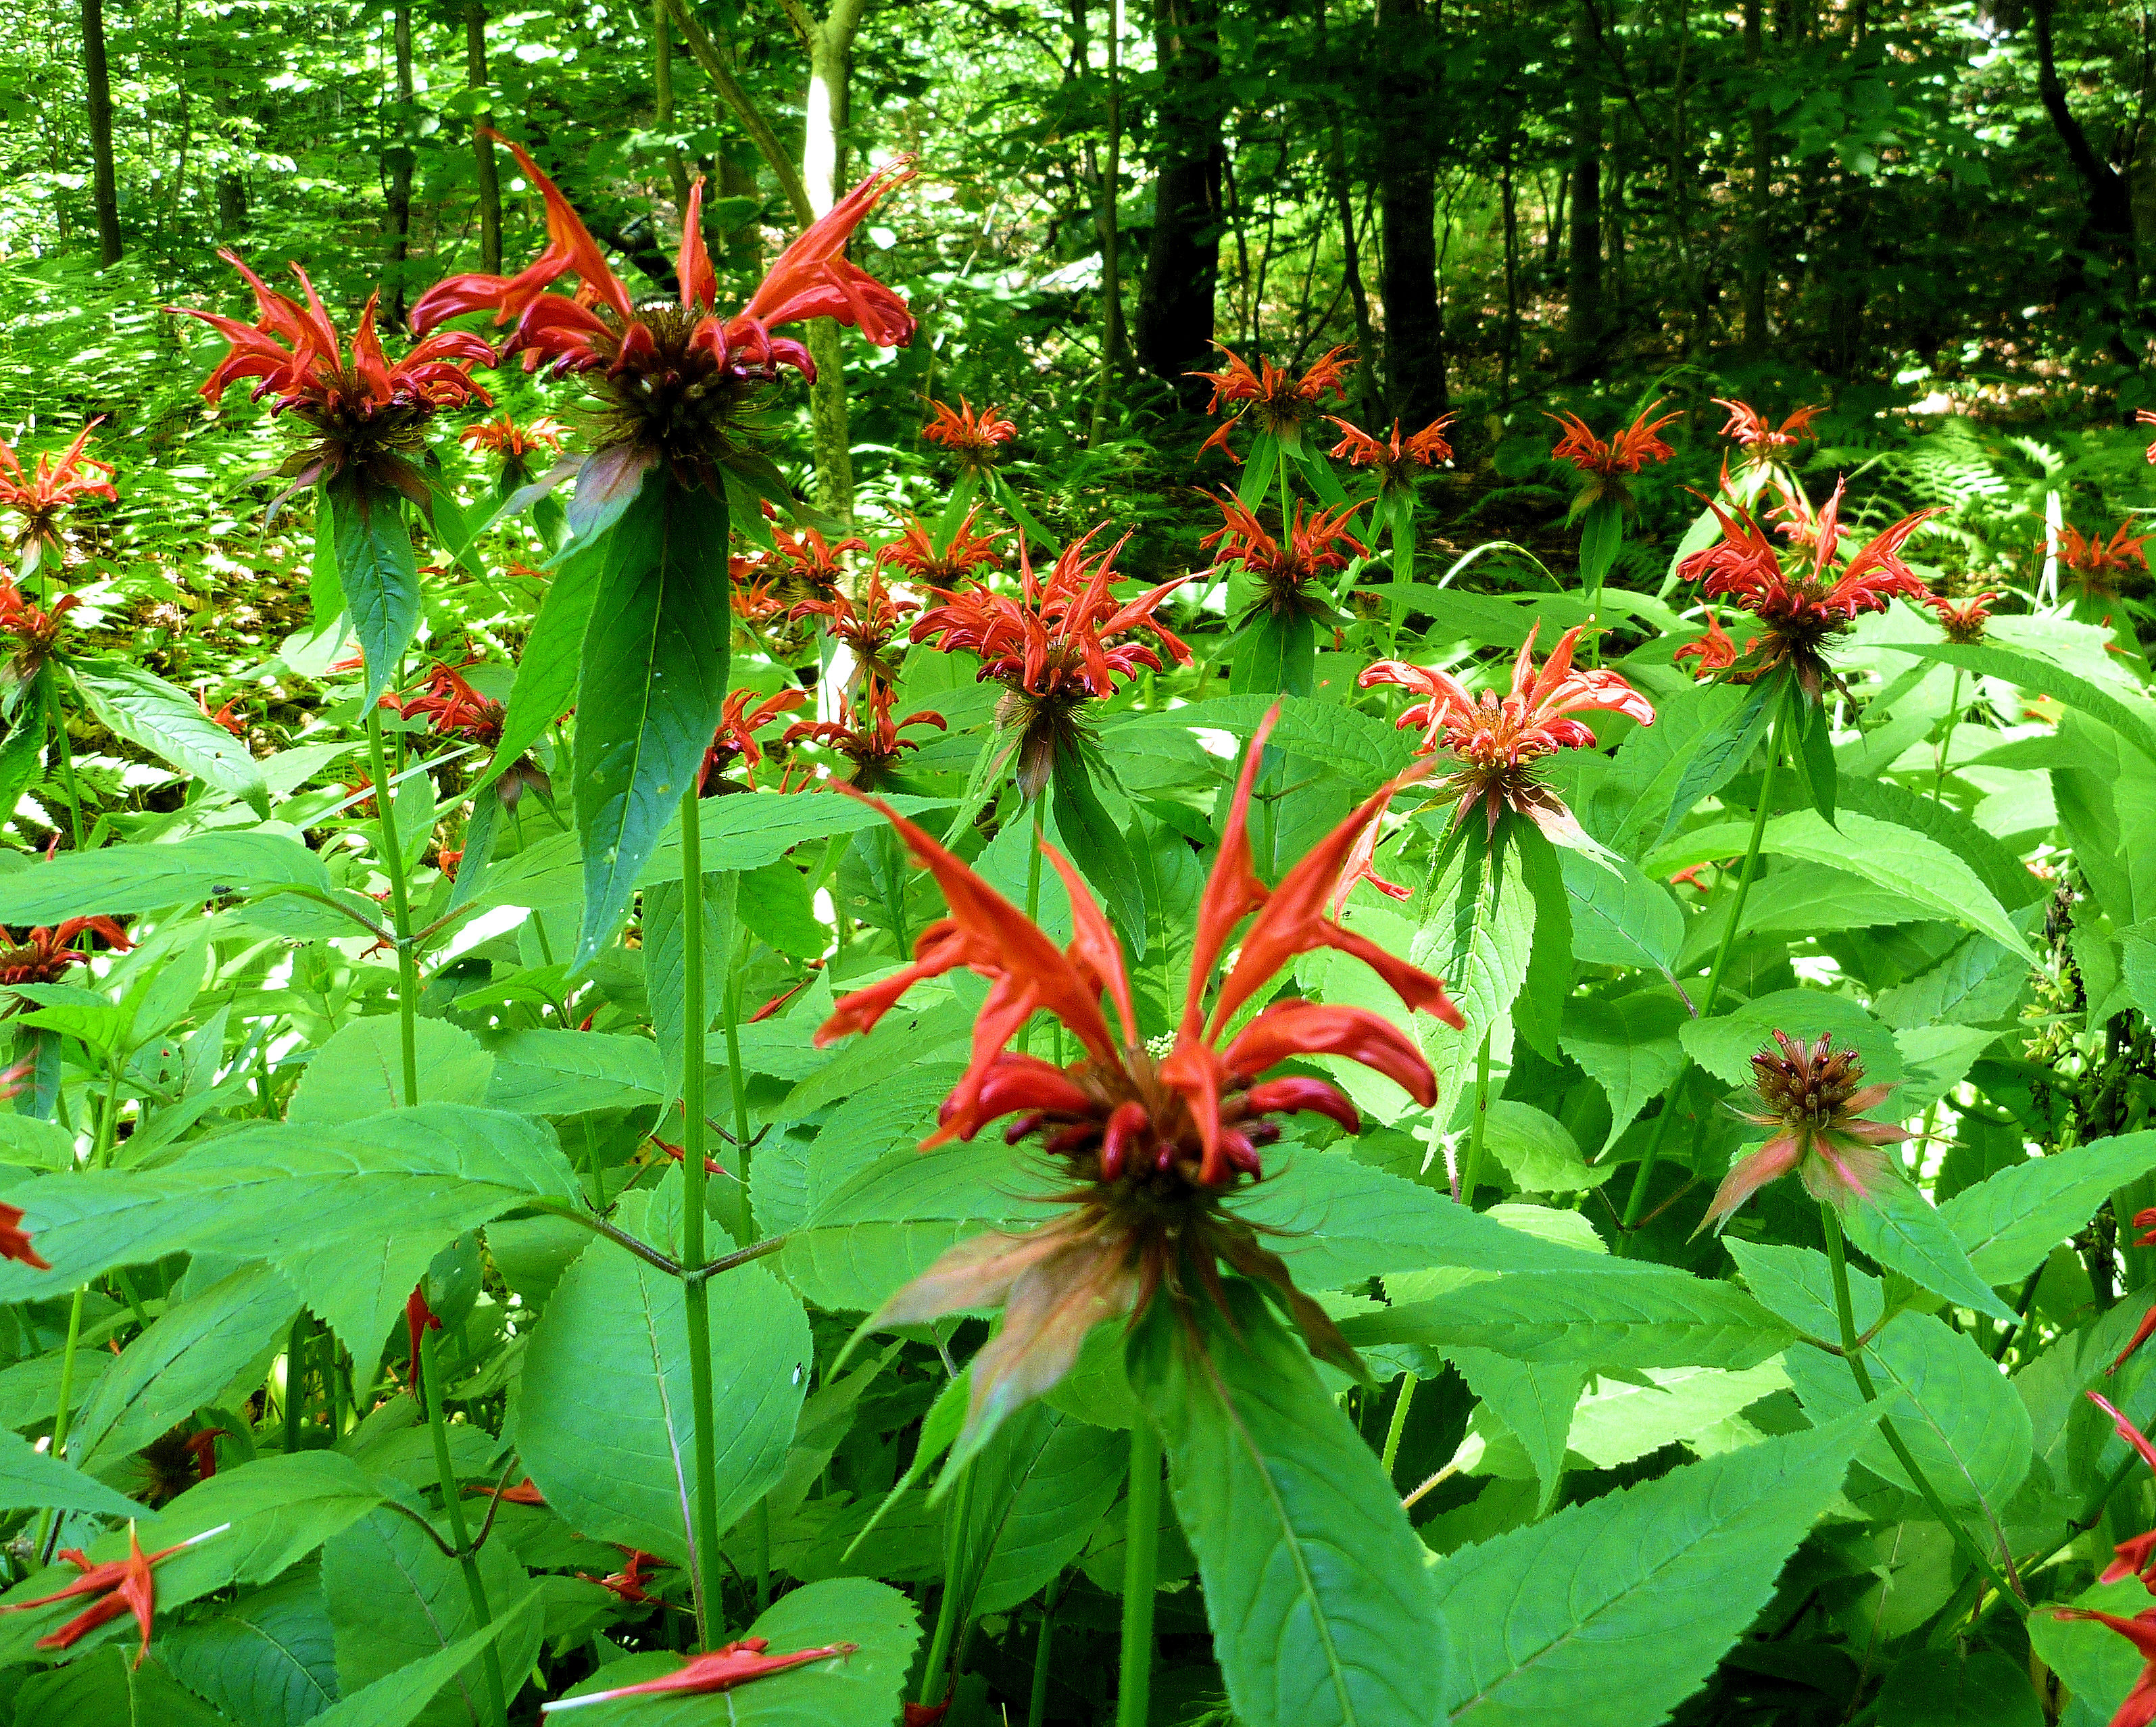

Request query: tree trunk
[
  {"left": 1563, "top": 0, "right": 1602, "bottom": 376},
  {"left": 466, "top": 3, "right": 501, "bottom": 273},
  {"left": 1135, "top": 0, "right": 1224, "bottom": 405},
  {"left": 1741, "top": 0, "right": 1769, "bottom": 351},
  {"left": 2030, "top": 0, "right": 2136, "bottom": 264},
  {"left": 654, "top": 0, "right": 691, "bottom": 209},
  {"left": 1373, "top": 0, "right": 1446, "bottom": 424},
  {"left": 804, "top": 24, "right": 858, "bottom": 517},
  {"left": 82, "top": 0, "right": 122, "bottom": 265},
  {"left": 1499, "top": 128, "right": 1519, "bottom": 407},
  {"left": 385, "top": 5, "right": 416, "bottom": 322},
  {"left": 1087, "top": 0, "right": 1125, "bottom": 446}
]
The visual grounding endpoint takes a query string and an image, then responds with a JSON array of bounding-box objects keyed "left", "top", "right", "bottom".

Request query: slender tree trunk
[
  {"left": 1135, "top": 0, "right": 1225, "bottom": 404},
  {"left": 466, "top": 3, "right": 501, "bottom": 272},
  {"left": 1318, "top": 0, "right": 1379, "bottom": 422},
  {"left": 1499, "top": 127, "right": 1519, "bottom": 406},
  {"left": 654, "top": 0, "right": 691, "bottom": 208},
  {"left": 1563, "top": 0, "right": 1602, "bottom": 376},
  {"left": 82, "top": 0, "right": 122, "bottom": 265},
  {"left": 803, "top": 18, "right": 862, "bottom": 516},
  {"left": 1374, "top": 0, "right": 1446, "bottom": 423},
  {"left": 1741, "top": 0, "right": 1769, "bottom": 351},
  {"left": 1088, "top": 0, "right": 1125, "bottom": 446},
  {"left": 2030, "top": 0, "right": 2138, "bottom": 322},
  {"left": 385, "top": 5, "right": 416, "bottom": 322}
]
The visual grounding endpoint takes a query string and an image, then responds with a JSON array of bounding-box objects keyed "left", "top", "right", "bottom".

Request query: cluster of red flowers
[
  {"left": 459, "top": 413, "right": 566, "bottom": 465},
  {"left": 1190, "top": 343, "right": 1354, "bottom": 462},
  {"left": 922, "top": 397, "right": 1017, "bottom": 472},
  {"left": 1713, "top": 399, "right": 1822, "bottom": 468},
  {"left": 0, "top": 423, "right": 116, "bottom": 573},
  {"left": 1361, "top": 621, "right": 1654, "bottom": 846},
  {"left": 909, "top": 527, "right": 1190, "bottom": 794},
  {"left": 1675, "top": 478, "right": 1940, "bottom": 698},
  {"left": 1200, "top": 494, "right": 1367, "bottom": 622},
  {"left": 2049, "top": 1390, "right": 2156, "bottom": 1726},
  {"left": 173, "top": 252, "right": 494, "bottom": 502},
  {"left": 877, "top": 506, "right": 1008, "bottom": 589},
  {"left": 2058, "top": 521, "right": 2149, "bottom": 603},
  {"left": 0, "top": 915, "right": 133, "bottom": 988},
  {"left": 387, "top": 662, "right": 502, "bottom": 747},
  {"left": 1326, "top": 414, "right": 1454, "bottom": 493},
  {"left": 783, "top": 685, "right": 946, "bottom": 789},
  {"left": 410, "top": 132, "right": 912, "bottom": 493},
  {"left": 697, "top": 687, "right": 809, "bottom": 794},
  {"left": 0, "top": 577, "right": 80, "bottom": 687},
  {"left": 791, "top": 563, "right": 919, "bottom": 694}
]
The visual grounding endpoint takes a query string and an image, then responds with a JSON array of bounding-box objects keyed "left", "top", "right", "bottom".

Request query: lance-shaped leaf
[
  {"left": 1938, "top": 1129, "right": 2156, "bottom": 1286},
  {"left": 1433, "top": 1409, "right": 1878, "bottom": 1726},
  {"left": 66, "top": 656, "right": 270, "bottom": 816},
  {"left": 0, "top": 1427, "right": 143, "bottom": 1519},
  {"left": 571, "top": 470, "right": 732, "bottom": 958},
  {"left": 0, "top": 831, "right": 333, "bottom": 921},
  {"left": 327, "top": 470, "right": 422, "bottom": 707},
  {"left": 1127, "top": 1280, "right": 1448, "bottom": 1727}
]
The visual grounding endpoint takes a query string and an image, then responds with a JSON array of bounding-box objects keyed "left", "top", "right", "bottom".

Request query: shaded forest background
[{"left": 5, "top": 0, "right": 2155, "bottom": 570}]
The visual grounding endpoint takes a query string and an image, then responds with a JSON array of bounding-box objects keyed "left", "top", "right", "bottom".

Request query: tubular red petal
[
  {"left": 1041, "top": 843, "right": 1139, "bottom": 1046},
  {"left": 2094, "top": 1390, "right": 2156, "bottom": 1476},
  {"left": 1181, "top": 706, "right": 1281, "bottom": 1037},
  {"left": 1242, "top": 1076, "right": 1361, "bottom": 1134},
  {"left": 1100, "top": 1100, "right": 1149, "bottom": 1179},
  {"left": 1220, "top": 1000, "right": 1436, "bottom": 1106}
]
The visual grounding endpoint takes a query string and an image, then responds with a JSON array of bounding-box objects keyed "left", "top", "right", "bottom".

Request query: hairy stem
[
  {"left": 677, "top": 786, "right": 725, "bottom": 1647},
  {"left": 1456, "top": 1031, "right": 1494, "bottom": 1207},
  {"left": 1027, "top": 1575, "right": 1062, "bottom": 1727},
  {"left": 1118, "top": 1417, "right": 1163, "bottom": 1727},
  {"left": 1380, "top": 1371, "right": 1419, "bottom": 1480},
  {"left": 365, "top": 704, "right": 420, "bottom": 1107},
  {"left": 421, "top": 1325, "right": 506, "bottom": 1726}
]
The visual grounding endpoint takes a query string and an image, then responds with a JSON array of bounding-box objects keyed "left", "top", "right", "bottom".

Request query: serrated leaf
[
  {"left": 1655, "top": 674, "right": 1780, "bottom": 851},
  {"left": 287, "top": 1015, "right": 493, "bottom": 1124},
  {"left": 1843, "top": 1182, "right": 2016, "bottom": 1321},
  {"left": 1561, "top": 992, "right": 1687, "bottom": 1154},
  {"left": 1782, "top": 1311, "right": 2030, "bottom": 1509},
  {"left": 518, "top": 1242, "right": 807, "bottom": 1572},
  {"left": 68, "top": 656, "right": 270, "bottom": 815},
  {"left": 0, "top": 831, "right": 331, "bottom": 921},
  {"left": 1680, "top": 988, "right": 1903, "bottom": 1089},
  {"left": 1872, "top": 1648, "right": 2042, "bottom": 1727},
  {"left": 1344, "top": 1269, "right": 1796, "bottom": 1369},
  {"left": 327, "top": 470, "right": 421, "bottom": 707},
  {"left": 1938, "top": 1130, "right": 2156, "bottom": 1286},
  {"left": 14, "top": 1649, "right": 230, "bottom": 1726},
  {"left": 1725, "top": 1239, "right": 1882, "bottom": 1338},
  {"left": 1885, "top": 639, "right": 2156, "bottom": 763},
  {"left": 0, "top": 1426, "right": 143, "bottom": 1517},
  {"left": 1560, "top": 849, "right": 1682, "bottom": 973},
  {"left": 158, "top": 1567, "right": 339, "bottom": 1727},
  {"left": 1129, "top": 1282, "right": 1448, "bottom": 1727},
  {"left": 303, "top": 1599, "right": 538, "bottom": 1727},
  {"left": 1446, "top": 1347, "right": 1579, "bottom": 1512},
  {"left": 1432, "top": 1411, "right": 1877, "bottom": 1726}
]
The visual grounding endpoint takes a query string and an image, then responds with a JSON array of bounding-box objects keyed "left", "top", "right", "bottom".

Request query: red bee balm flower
[
  {"left": 1921, "top": 588, "right": 1999, "bottom": 645},
  {"left": 389, "top": 662, "right": 502, "bottom": 746},
  {"left": 2045, "top": 1604, "right": 2156, "bottom": 1727},
  {"left": 784, "top": 685, "right": 945, "bottom": 789},
  {"left": 815, "top": 708, "right": 1461, "bottom": 1438},
  {"left": 1547, "top": 402, "right": 1679, "bottom": 511},
  {"left": 541, "top": 1638, "right": 858, "bottom": 1713},
  {"left": 1201, "top": 493, "right": 1368, "bottom": 624},
  {"left": 0, "top": 1202, "right": 49, "bottom": 1271},
  {"left": 0, "top": 1522, "right": 226, "bottom": 1666},
  {"left": 1361, "top": 622, "right": 1654, "bottom": 846},
  {"left": 171, "top": 253, "right": 493, "bottom": 504},
  {"left": 910, "top": 527, "right": 1190, "bottom": 796},
  {"left": 1697, "top": 1032, "right": 1907, "bottom": 1232},
  {"left": 1326, "top": 414, "right": 1455, "bottom": 494},
  {"left": 459, "top": 413, "right": 566, "bottom": 466},
  {"left": 2140, "top": 408, "right": 2156, "bottom": 463},
  {"left": 0, "top": 578, "right": 80, "bottom": 688},
  {"left": 412, "top": 131, "right": 912, "bottom": 495},
  {"left": 579, "top": 1547, "right": 670, "bottom": 1606},
  {"left": 1676, "top": 479, "right": 1940, "bottom": 699},
  {"left": 466, "top": 1477, "right": 547, "bottom": 1507},
  {"left": 0, "top": 917, "right": 133, "bottom": 987},
  {"left": 1190, "top": 343, "right": 1354, "bottom": 462},
  {"left": 2106, "top": 1530, "right": 2156, "bottom": 1592},
  {"left": 791, "top": 564, "right": 921, "bottom": 694},
  {"left": 877, "top": 506, "right": 1007, "bottom": 588},
  {"left": 923, "top": 396, "right": 1018, "bottom": 473},
  {"left": 1672, "top": 610, "right": 1748, "bottom": 681},
  {"left": 0, "top": 423, "right": 116, "bottom": 575},
  {"left": 766, "top": 519, "right": 869, "bottom": 606},
  {"left": 2059, "top": 522, "right": 2149, "bottom": 604},
  {"left": 698, "top": 687, "right": 810, "bottom": 794},
  {"left": 1712, "top": 399, "right": 1822, "bottom": 467}
]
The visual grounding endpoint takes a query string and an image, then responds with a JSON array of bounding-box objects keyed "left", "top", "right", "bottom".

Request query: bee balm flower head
[
  {"left": 0, "top": 423, "right": 117, "bottom": 575},
  {"left": 1696, "top": 1031, "right": 1907, "bottom": 1233},
  {"left": 1189, "top": 343, "right": 1354, "bottom": 462}
]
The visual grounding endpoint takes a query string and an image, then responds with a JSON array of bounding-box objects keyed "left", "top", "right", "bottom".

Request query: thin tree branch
[{"left": 667, "top": 0, "right": 816, "bottom": 223}]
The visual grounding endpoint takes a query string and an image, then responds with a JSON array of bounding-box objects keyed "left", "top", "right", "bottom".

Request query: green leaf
[
  {"left": 572, "top": 470, "right": 732, "bottom": 958},
  {"left": 0, "top": 831, "right": 331, "bottom": 921},
  {"left": 1872, "top": 1649, "right": 2042, "bottom": 1727},
  {"left": 1560, "top": 849, "right": 1682, "bottom": 973},
  {"left": 1119, "top": 696, "right": 1412, "bottom": 793},
  {"left": 1782, "top": 1311, "right": 2031, "bottom": 1509},
  {"left": 1589, "top": 679, "right": 1744, "bottom": 854},
  {"left": 1680, "top": 988, "right": 1903, "bottom": 1090},
  {"left": 1344, "top": 1269, "right": 1796, "bottom": 1369},
  {"left": 1052, "top": 750, "right": 1148, "bottom": 949},
  {"left": 1513, "top": 825, "right": 1571, "bottom": 1061},
  {"left": 481, "top": 1027, "right": 668, "bottom": 1116},
  {"left": 158, "top": 1567, "right": 340, "bottom": 1727},
  {"left": 1128, "top": 1282, "right": 1448, "bottom": 1727},
  {"left": 0, "top": 1106, "right": 577, "bottom": 1381},
  {"left": 0, "top": 1424, "right": 143, "bottom": 1517},
  {"left": 14, "top": 1649, "right": 232, "bottom": 1726},
  {"left": 1445, "top": 1347, "right": 1580, "bottom": 1512},
  {"left": 287, "top": 1015, "right": 494, "bottom": 1124},
  {"left": 1725, "top": 1239, "right": 1882, "bottom": 1338},
  {"left": 547, "top": 1576, "right": 919, "bottom": 1724},
  {"left": 641, "top": 868, "right": 736, "bottom": 1108},
  {"left": 1939, "top": 1131, "right": 2156, "bottom": 1286},
  {"left": 2029, "top": 1580, "right": 2156, "bottom": 1727},
  {"left": 1786, "top": 688, "right": 1838, "bottom": 826},
  {"left": 68, "top": 656, "right": 270, "bottom": 816},
  {"left": 1561, "top": 992, "right": 1687, "bottom": 1154},
  {"left": 1227, "top": 610, "right": 1318, "bottom": 700},
  {"left": 304, "top": 1598, "right": 539, "bottom": 1727},
  {"left": 322, "top": 1507, "right": 538, "bottom": 1727},
  {"left": 1655, "top": 673, "right": 1779, "bottom": 851},
  {"left": 1575, "top": 495, "right": 1623, "bottom": 588},
  {"left": 475, "top": 528, "right": 606, "bottom": 803},
  {"left": 1480, "top": 1102, "right": 1607, "bottom": 1194},
  {"left": 962, "top": 1405, "right": 1126, "bottom": 1617},
  {"left": 328, "top": 470, "right": 421, "bottom": 707},
  {"left": 1843, "top": 1182, "right": 2018, "bottom": 1322},
  {"left": 1431, "top": 1411, "right": 1878, "bottom": 1726},
  {"left": 68, "top": 1263, "right": 298, "bottom": 1474},
  {"left": 518, "top": 1242, "right": 808, "bottom": 1568},
  {"left": 1834, "top": 772, "right": 2044, "bottom": 913},
  {"left": 1885, "top": 640, "right": 2156, "bottom": 763},
  {"left": 0, "top": 1453, "right": 385, "bottom": 1664},
  {"left": 1406, "top": 837, "right": 1535, "bottom": 1128}
]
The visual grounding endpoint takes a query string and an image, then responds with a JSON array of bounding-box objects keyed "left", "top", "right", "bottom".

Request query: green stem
[
  {"left": 1456, "top": 1032, "right": 1494, "bottom": 1207},
  {"left": 420, "top": 1326, "right": 506, "bottom": 1727},
  {"left": 1118, "top": 1417, "right": 1163, "bottom": 1727},
  {"left": 44, "top": 679, "right": 84, "bottom": 852},
  {"left": 365, "top": 705, "right": 420, "bottom": 1107},
  {"left": 282, "top": 1315, "right": 308, "bottom": 1453},
  {"left": 1617, "top": 690, "right": 1786, "bottom": 1250},
  {"left": 1387, "top": 510, "right": 1413, "bottom": 656},
  {"left": 720, "top": 915, "right": 755, "bottom": 1245},
  {"left": 1021, "top": 798, "right": 1044, "bottom": 1055},
  {"left": 1380, "top": 1372, "right": 1419, "bottom": 1480},
  {"left": 33, "top": 1287, "right": 87, "bottom": 1558},
  {"left": 677, "top": 786, "right": 725, "bottom": 1647},
  {"left": 919, "top": 1464, "right": 976, "bottom": 1709},
  {"left": 1027, "top": 1576, "right": 1063, "bottom": 1727},
  {"left": 1821, "top": 1202, "right": 2022, "bottom": 1611},
  {"left": 1932, "top": 668, "right": 1963, "bottom": 801}
]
